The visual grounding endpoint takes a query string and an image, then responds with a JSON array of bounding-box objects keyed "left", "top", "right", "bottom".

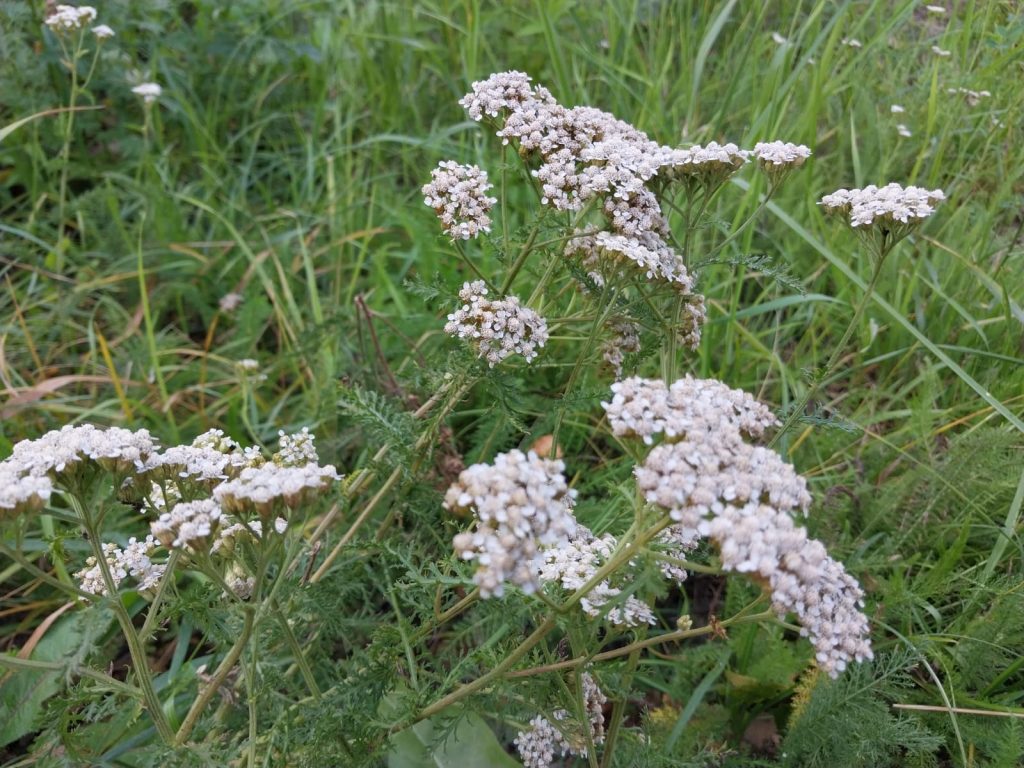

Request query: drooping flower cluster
[
  {"left": 514, "top": 672, "right": 607, "bottom": 768},
  {"left": 604, "top": 377, "right": 873, "bottom": 677},
  {"left": 820, "top": 183, "right": 945, "bottom": 229},
  {"left": 444, "top": 280, "right": 549, "bottom": 366},
  {"left": 447, "top": 450, "right": 577, "bottom": 597},
  {"left": 539, "top": 527, "right": 657, "bottom": 627},
  {"left": 75, "top": 536, "right": 165, "bottom": 596},
  {"left": 422, "top": 161, "right": 497, "bottom": 240},
  {"left": 459, "top": 72, "right": 707, "bottom": 308},
  {"left": 44, "top": 5, "right": 98, "bottom": 33}
]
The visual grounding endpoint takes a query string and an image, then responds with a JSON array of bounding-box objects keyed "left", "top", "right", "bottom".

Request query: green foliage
[
  {"left": 782, "top": 652, "right": 942, "bottom": 768},
  {"left": 2, "top": 0, "right": 1024, "bottom": 765}
]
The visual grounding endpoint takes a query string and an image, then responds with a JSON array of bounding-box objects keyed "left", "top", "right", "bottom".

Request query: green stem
[
  {"left": 273, "top": 600, "right": 321, "bottom": 698},
  {"left": 413, "top": 614, "right": 559, "bottom": 723},
  {"left": 79, "top": 509, "right": 175, "bottom": 744},
  {"left": 0, "top": 653, "right": 143, "bottom": 698},
  {"left": 245, "top": 634, "right": 258, "bottom": 768},
  {"left": 411, "top": 587, "right": 481, "bottom": 643},
  {"left": 409, "top": 517, "right": 670, "bottom": 725},
  {"left": 599, "top": 646, "right": 641, "bottom": 768},
  {"left": 508, "top": 609, "right": 775, "bottom": 679},
  {"left": 54, "top": 33, "right": 80, "bottom": 271},
  {"left": 175, "top": 608, "right": 255, "bottom": 745},
  {"left": 500, "top": 222, "right": 541, "bottom": 294},
  {"left": 550, "top": 282, "right": 617, "bottom": 451},
  {"left": 452, "top": 240, "right": 496, "bottom": 291},
  {"left": 139, "top": 550, "right": 180, "bottom": 642},
  {"left": 768, "top": 256, "right": 887, "bottom": 451}
]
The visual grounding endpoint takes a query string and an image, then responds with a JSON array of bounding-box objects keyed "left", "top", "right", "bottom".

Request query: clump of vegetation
[{"left": 2, "top": 2, "right": 1022, "bottom": 766}]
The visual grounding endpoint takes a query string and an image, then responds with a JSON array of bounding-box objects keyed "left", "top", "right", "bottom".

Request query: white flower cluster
[
  {"left": 459, "top": 71, "right": 552, "bottom": 121},
  {"left": 214, "top": 463, "right": 339, "bottom": 517},
  {"left": 273, "top": 427, "right": 319, "bottom": 467},
  {"left": 444, "top": 280, "right": 549, "bottom": 366},
  {"left": 655, "top": 523, "right": 701, "bottom": 583},
  {"left": 150, "top": 499, "right": 224, "bottom": 550},
  {"left": 0, "top": 463, "right": 54, "bottom": 519},
  {"left": 75, "top": 536, "right": 164, "bottom": 596},
  {"left": 459, "top": 72, "right": 701, "bottom": 294},
  {"left": 539, "top": 527, "right": 656, "bottom": 627},
  {"left": 143, "top": 429, "right": 259, "bottom": 486},
  {"left": 514, "top": 672, "right": 607, "bottom": 768},
  {"left": 655, "top": 141, "right": 750, "bottom": 185},
  {"left": 819, "top": 183, "right": 945, "bottom": 229},
  {"left": 605, "top": 376, "right": 873, "bottom": 677},
  {"left": 946, "top": 87, "right": 991, "bottom": 106},
  {"left": 132, "top": 82, "right": 162, "bottom": 104},
  {"left": 5, "top": 424, "right": 158, "bottom": 477},
  {"left": 593, "top": 232, "right": 692, "bottom": 292},
  {"left": 601, "top": 320, "right": 641, "bottom": 379},
  {"left": 752, "top": 141, "right": 812, "bottom": 170},
  {"left": 447, "top": 450, "right": 577, "bottom": 597},
  {"left": 91, "top": 23, "right": 114, "bottom": 39},
  {"left": 602, "top": 376, "right": 779, "bottom": 445},
  {"left": 44, "top": 5, "right": 97, "bottom": 32},
  {"left": 422, "top": 161, "right": 497, "bottom": 240}
]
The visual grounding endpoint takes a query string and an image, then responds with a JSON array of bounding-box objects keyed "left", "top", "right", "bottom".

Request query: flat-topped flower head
[
  {"left": 602, "top": 376, "right": 779, "bottom": 445},
  {"left": 45, "top": 5, "right": 97, "bottom": 33},
  {"left": 144, "top": 430, "right": 260, "bottom": 486},
  {"left": 820, "top": 183, "right": 945, "bottom": 254},
  {"left": 539, "top": 527, "right": 656, "bottom": 627},
  {"left": 91, "top": 24, "right": 114, "bottom": 39},
  {"left": 75, "top": 535, "right": 164, "bottom": 596},
  {"left": 6, "top": 424, "right": 159, "bottom": 481},
  {"left": 132, "top": 82, "right": 162, "bottom": 104},
  {"left": 459, "top": 71, "right": 555, "bottom": 122},
  {"left": 273, "top": 427, "right": 319, "bottom": 467},
  {"left": 656, "top": 142, "right": 750, "bottom": 192},
  {"left": 151, "top": 499, "right": 224, "bottom": 551},
  {"left": 0, "top": 463, "right": 53, "bottom": 519},
  {"left": 593, "top": 232, "right": 693, "bottom": 292},
  {"left": 447, "top": 449, "right": 577, "bottom": 597},
  {"left": 753, "top": 141, "right": 811, "bottom": 184},
  {"left": 422, "top": 161, "right": 497, "bottom": 240},
  {"left": 444, "top": 281, "right": 549, "bottom": 366},
  {"left": 214, "top": 462, "right": 339, "bottom": 518}
]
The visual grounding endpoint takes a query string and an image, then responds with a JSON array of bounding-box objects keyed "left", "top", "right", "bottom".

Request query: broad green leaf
[
  {"left": 0, "top": 609, "right": 110, "bottom": 747},
  {"left": 388, "top": 712, "right": 522, "bottom": 768}
]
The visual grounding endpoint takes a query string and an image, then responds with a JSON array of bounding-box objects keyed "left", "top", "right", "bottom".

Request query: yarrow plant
[
  {"left": 0, "top": 425, "right": 340, "bottom": 744},
  {"left": 402, "top": 69, "right": 944, "bottom": 764},
  {"left": 3, "top": 34, "right": 962, "bottom": 761}
]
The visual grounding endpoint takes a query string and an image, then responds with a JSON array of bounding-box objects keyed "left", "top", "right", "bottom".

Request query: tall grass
[{"left": 2, "top": 1, "right": 1023, "bottom": 765}]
